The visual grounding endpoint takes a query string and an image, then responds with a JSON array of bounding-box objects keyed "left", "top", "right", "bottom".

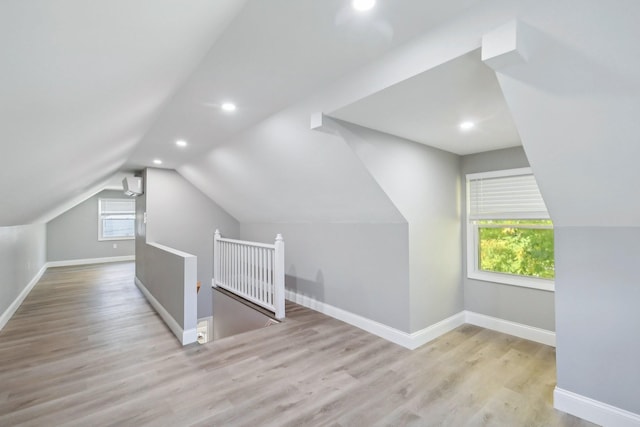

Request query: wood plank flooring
[{"left": 0, "top": 262, "right": 596, "bottom": 426}]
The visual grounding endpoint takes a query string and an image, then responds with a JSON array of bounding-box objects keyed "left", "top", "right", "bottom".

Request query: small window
[
  {"left": 466, "top": 168, "right": 554, "bottom": 291},
  {"left": 98, "top": 198, "right": 135, "bottom": 241}
]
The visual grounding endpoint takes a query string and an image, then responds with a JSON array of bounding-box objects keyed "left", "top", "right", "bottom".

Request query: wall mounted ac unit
[{"left": 122, "top": 176, "right": 143, "bottom": 197}]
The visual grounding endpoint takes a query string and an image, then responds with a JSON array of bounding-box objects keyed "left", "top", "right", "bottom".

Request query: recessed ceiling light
[
  {"left": 352, "top": 0, "right": 376, "bottom": 12},
  {"left": 153, "top": 159, "right": 163, "bottom": 165},
  {"left": 459, "top": 121, "right": 475, "bottom": 131},
  {"left": 221, "top": 102, "right": 236, "bottom": 112},
  {"left": 176, "top": 139, "right": 187, "bottom": 147}
]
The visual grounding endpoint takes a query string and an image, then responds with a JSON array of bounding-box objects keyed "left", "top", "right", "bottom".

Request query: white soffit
[{"left": 328, "top": 49, "right": 522, "bottom": 155}]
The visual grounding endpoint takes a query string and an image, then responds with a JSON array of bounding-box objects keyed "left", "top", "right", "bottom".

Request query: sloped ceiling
[
  {"left": 328, "top": 49, "right": 522, "bottom": 155},
  {"left": 7, "top": 0, "right": 635, "bottom": 228},
  {"left": 125, "top": 0, "right": 481, "bottom": 171},
  {"left": 488, "top": 0, "right": 640, "bottom": 226},
  {"left": 1, "top": 0, "right": 487, "bottom": 226},
  {"left": 0, "top": 0, "right": 246, "bottom": 226}
]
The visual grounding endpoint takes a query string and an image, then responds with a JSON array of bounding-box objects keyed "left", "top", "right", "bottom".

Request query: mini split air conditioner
[{"left": 122, "top": 177, "right": 143, "bottom": 197}]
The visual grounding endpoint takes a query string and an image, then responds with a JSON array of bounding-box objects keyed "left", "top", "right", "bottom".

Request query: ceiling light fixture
[
  {"left": 221, "top": 102, "right": 237, "bottom": 112},
  {"left": 176, "top": 139, "right": 187, "bottom": 147},
  {"left": 153, "top": 159, "right": 163, "bottom": 165},
  {"left": 459, "top": 121, "right": 475, "bottom": 131},
  {"left": 352, "top": 0, "right": 376, "bottom": 12}
]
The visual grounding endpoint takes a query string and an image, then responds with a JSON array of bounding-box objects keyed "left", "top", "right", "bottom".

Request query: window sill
[
  {"left": 468, "top": 270, "right": 555, "bottom": 292},
  {"left": 99, "top": 237, "right": 135, "bottom": 242}
]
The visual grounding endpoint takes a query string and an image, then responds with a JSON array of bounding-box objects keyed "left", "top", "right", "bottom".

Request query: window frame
[
  {"left": 466, "top": 167, "right": 555, "bottom": 292},
  {"left": 98, "top": 198, "right": 135, "bottom": 241}
]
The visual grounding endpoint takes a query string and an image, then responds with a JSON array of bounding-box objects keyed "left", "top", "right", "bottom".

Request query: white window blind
[
  {"left": 100, "top": 199, "right": 134, "bottom": 214},
  {"left": 468, "top": 168, "right": 549, "bottom": 220},
  {"left": 98, "top": 198, "right": 135, "bottom": 240}
]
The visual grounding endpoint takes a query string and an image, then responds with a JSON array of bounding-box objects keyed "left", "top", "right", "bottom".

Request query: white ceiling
[
  {"left": 3, "top": 0, "right": 637, "bottom": 229},
  {"left": 125, "top": 0, "right": 481, "bottom": 170},
  {"left": 0, "top": 0, "right": 246, "bottom": 225},
  {"left": 1, "top": 0, "right": 514, "bottom": 226},
  {"left": 328, "top": 49, "right": 522, "bottom": 155}
]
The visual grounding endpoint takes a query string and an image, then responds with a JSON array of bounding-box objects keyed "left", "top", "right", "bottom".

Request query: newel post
[
  {"left": 273, "top": 233, "right": 285, "bottom": 320},
  {"left": 213, "top": 229, "right": 221, "bottom": 288}
]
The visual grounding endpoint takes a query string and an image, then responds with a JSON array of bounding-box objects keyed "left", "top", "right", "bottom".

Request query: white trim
[
  {"left": 554, "top": 387, "right": 640, "bottom": 427},
  {"left": 46, "top": 255, "right": 135, "bottom": 268},
  {"left": 0, "top": 264, "right": 48, "bottom": 331},
  {"left": 465, "top": 166, "right": 555, "bottom": 292},
  {"left": 147, "top": 241, "right": 195, "bottom": 258},
  {"left": 468, "top": 270, "right": 555, "bottom": 292},
  {"left": 134, "top": 277, "right": 197, "bottom": 346},
  {"left": 97, "top": 236, "right": 135, "bottom": 242},
  {"left": 409, "top": 311, "right": 467, "bottom": 350},
  {"left": 466, "top": 166, "right": 532, "bottom": 181},
  {"left": 465, "top": 311, "right": 556, "bottom": 347},
  {"left": 285, "top": 290, "right": 556, "bottom": 349},
  {"left": 98, "top": 198, "right": 136, "bottom": 241},
  {"left": 285, "top": 290, "right": 465, "bottom": 350},
  {"left": 465, "top": 221, "right": 555, "bottom": 292}
]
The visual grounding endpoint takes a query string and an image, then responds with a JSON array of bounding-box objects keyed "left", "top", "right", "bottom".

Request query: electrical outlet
[{"left": 113, "top": 243, "right": 118, "bottom": 249}]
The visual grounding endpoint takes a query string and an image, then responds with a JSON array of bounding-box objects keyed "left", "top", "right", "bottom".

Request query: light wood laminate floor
[{"left": 0, "top": 262, "right": 595, "bottom": 427}]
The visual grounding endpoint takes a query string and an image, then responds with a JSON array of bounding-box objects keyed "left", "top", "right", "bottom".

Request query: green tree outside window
[{"left": 477, "top": 220, "right": 554, "bottom": 280}]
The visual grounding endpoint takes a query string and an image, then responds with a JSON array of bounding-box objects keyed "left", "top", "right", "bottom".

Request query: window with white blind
[
  {"left": 98, "top": 198, "right": 135, "bottom": 241},
  {"left": 466, "top": 167, "right": 554, "bottom": 291}
]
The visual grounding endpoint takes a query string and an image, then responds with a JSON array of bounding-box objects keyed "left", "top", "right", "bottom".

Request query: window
[
  {"left": 98, "top": 198, "right": 135, "bottom": 241},
  {"left": 466, "top": 167, "right": 554, "bottom": 291}
]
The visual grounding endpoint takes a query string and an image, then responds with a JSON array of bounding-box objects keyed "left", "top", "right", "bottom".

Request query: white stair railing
[{"left": 213, "top": 230, "right": 285, "bottom": 320}]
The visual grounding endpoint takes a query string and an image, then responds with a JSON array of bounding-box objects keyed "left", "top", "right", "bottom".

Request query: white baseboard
[
  {"left": 554, "top": 387, "right": 640, "bottom": 427},
  {"left": 285, "top": 292, "right": 557, "bottom": 350},
  {"left": 465, "top": 311, "right": 556, "bottom": 347},
  {"left": 135, "top": 277, "right": 196, "bottom": 346},
  {"left": 408, "top": 311, "right": 467, "bottom": 350},
  {"left": 285, "top": 290, "right": 465, "bottom": 350},
  {"left": 46, "top": 255, "right": 135, "bottom": 268},
  {"left": 0, "top": 263, "right": 48, "bottom": 331}
]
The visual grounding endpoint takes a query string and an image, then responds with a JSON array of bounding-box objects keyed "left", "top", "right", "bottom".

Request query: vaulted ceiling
[
  {"left": 2, "top": 0, "right": 639, "bottom": 227},
  {"left": 0, "top": 0, "right": 484, "bottom": 226},
  {"left": 0, "top": 0, "right": 247, "bottom": 225}
]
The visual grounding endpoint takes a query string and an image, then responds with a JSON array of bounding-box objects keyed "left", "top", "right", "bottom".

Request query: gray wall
[
  {"left": 135, "top": 176, "right": 148, "bottom": 291},
  {"left": 240, "top": 222, "right": 411, "bottom": 331},
  {"left": 461, "top": 147, "right": 556, "bottom": 331},
  {"left": 333, "top": 120, "right": 462, "bottom": 332},
  {"left": 46, "top": 190, "right": 135, "bottom": 262},
  {"left": 139, "top": 168, "right": 240, "bottom": 318},
  {"left": 555, "top": 227, "right": 640, "bottom": 414},
  {"left": 0, "top": 224, "right": 46, "bottom": 322},
  {"left": 137, "top": 241, "right": 197, "bottom": 332}
]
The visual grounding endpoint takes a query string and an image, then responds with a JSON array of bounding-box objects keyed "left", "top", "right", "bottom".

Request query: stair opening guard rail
[{"left": 213, "top": 230, "right": 285, "bottom": 320}]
